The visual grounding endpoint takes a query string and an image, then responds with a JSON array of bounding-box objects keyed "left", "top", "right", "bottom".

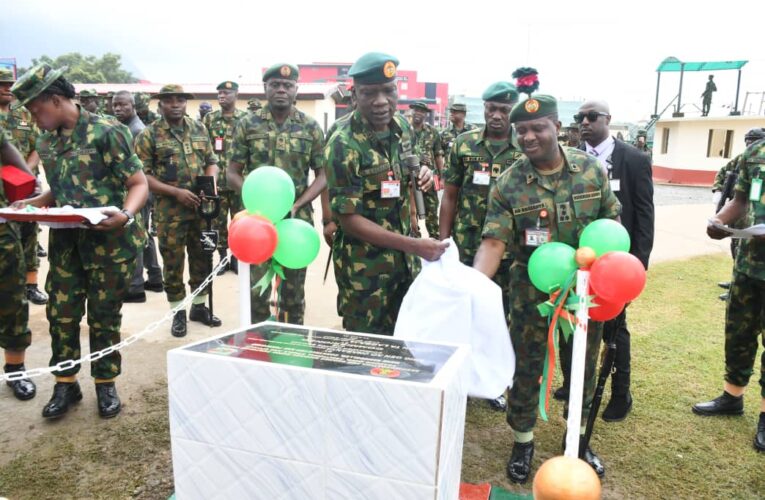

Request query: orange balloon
[
  {"left": 575, "top": 246, "right": 597, "bottom": 267},
  {"left": 533, "top": 456, "right": 601, "bottom": 500}
]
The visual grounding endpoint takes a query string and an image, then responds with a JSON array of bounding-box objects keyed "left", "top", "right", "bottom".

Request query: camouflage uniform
[
  {"left": 135, "top": 115, "right": 218, "bottom": 303},
  {"left": 135, "top": 93, "right": 160, "bottom": 125},
  {"left": 36, "top": 108, "right": 145, "bottom": 378},
  {"left": 230, "top": 104, "right": 324, "bottom": 324},
  {"left": 0, "top": 106, "right": 41, "bottom": 276},
  {"left": 203, "top": 108, "right": 248, "bottom": 251},
  {"left": 325, "top": 111, "right": 418, "bottom": 335},
  {"left": 0, "top": 129, "right": 30, "bottom": 352},
  {"left": 440, "top": 122, "right": 478, "bottom": 162},
  {"left": 482, "top": 147, "right": 621, "bottom": 432},
  {"left": 412, "top": 122, "right": 444, "bottom": 237},
  {"left": 444, "top": 127, "right": 522, "bottom": 316},
  {"left": 725, "top": 140, "right": 765, "bottom": 398}
]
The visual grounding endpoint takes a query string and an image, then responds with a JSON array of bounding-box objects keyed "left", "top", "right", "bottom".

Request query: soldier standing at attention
[
  {"left": 439, "top": 81, "right": 522, "bottom": 411},
  {"left": 203, "top": 81, "right": 247, "bottom": 275},
  {"left": 473, "top": 95, "right": 620, "bottom": 482},
  {"left": 324, "top": 52, "right": 448, "bottom": 335},
  {"left": 701, "top": 75, "right": 717, "bottom": 117},
  {"left": 11, "top": 64, "right": 148, "bottom": 419},
  {"left": 0, "top": 131, "right": 38, "bottom": 402},
  {"left": 227, "top": 63, "right": 327, "bottom": 325},
  {"left": 135, "top": 84, "right": 221, "bottom": 338},
  {"left": 695, "top": 134, "right": 765, "bottom": 454},
  {"left": 440, "top": 102, "right": 477, "bottom": 163},
  {"left": 409, "top": 101, "right": 444, "bottom": 238},
  {"left": 0, "top": 68, "right": 48, "bottom": 306}
]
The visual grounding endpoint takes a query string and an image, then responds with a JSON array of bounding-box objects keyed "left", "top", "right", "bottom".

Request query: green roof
[{"left": 656, "top": 58, "right": 748, "bottom": 72}]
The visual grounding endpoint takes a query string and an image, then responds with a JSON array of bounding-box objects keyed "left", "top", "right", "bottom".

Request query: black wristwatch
[{"left": 120, "top": 209, "right": 135, "bottom": 227}]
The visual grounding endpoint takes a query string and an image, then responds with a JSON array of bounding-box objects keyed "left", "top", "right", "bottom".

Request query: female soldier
[{"left": 11, "top": 64, "right": 147, "bottom": 419}]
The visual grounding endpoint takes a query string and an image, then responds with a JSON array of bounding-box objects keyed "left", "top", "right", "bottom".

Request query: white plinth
[{"left": 168, "top": 322, "right": 469, "bottom": 500}]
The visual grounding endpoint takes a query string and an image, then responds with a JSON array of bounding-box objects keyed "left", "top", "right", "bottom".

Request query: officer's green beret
[
  {"left": 152, "top": 84, "right": 194, "bottom": 100},
  {"left": 0, "top": 68, "right": 15, "bottom": 83},
  {"left": 482, "top": 82, "right": 519, "bottom": 104},
  {"left": 348, "top": 52, "right": 399, "bottom": 85},
  {"left": 449, "top": 103, "right": 467, "bottom": 112},
  {"left": 217, "top": 80, "right": 239, "bottom": 91},
  {"left": 10, "top": 63, "right": 67, "bottom": 110},
  {"left": 509, "top": 95, "right": 558, "bottom": 123},
  {"left": 79, "top": 89, "right": 98, "bottom": 98},
  {"left": 262, "top": 63, "right": 299, "bottom": 82},
  {"left": 409, "top": 101, "right": 429, "bottom": 112}
]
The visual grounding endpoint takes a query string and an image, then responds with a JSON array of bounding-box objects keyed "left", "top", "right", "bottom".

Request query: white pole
[
  {"left": 565, "top": 269, "right": 590, "bottom": 458},
  {"left": 238, "top": 261, "right": 251, "bottom": 328}
]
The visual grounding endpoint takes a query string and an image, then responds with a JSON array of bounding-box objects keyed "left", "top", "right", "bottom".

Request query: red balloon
[
  {"left": 589, "top": 251, "right": 646, "bottom": 304},
  {"left": 228, "top": 215, "right": 278, "bottom": 264},
  {"left": 588, "top": 296, "right": 625, "bottom": 322}
]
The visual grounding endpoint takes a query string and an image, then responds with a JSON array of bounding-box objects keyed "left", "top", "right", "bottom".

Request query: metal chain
[{"left": 1, "top": 255, "right": 231, "bottom": 382}]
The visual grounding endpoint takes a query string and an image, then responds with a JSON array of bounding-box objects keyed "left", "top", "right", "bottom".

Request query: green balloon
[
  {"left": 579, "top": 219, "right": 630, "bottom": 257},
  {"left": 273, "top": 219, "right": 321, "bottom": 269},
  {"left": 269, "top": 333, "right": 313, "bottom": 368},
  {"left": 242, "top": 166, "right": 295, "bottom": 223},
  {"left": 528, "top": 242, "right": 577, "bottom": 293}
]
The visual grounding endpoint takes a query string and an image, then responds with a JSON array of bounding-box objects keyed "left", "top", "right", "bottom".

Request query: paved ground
[{"left": 0, "top": 185, "right": 732, "bottom": 466}]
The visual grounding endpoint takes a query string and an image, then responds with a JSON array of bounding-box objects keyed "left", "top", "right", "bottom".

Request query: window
[
  {"left": 707, "top": 129, "right": 734, "bottom": 158},
  {"left": 661, "top": 128, "right": 670, "bottom": 154}
]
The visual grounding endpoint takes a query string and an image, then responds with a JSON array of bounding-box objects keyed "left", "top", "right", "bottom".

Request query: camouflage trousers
[
  {"left": 725, "top": 271, "right": 765, "bottom": 397},
  {"left": 46, "top": 230, "right": 136, "bottom": 378},
  {"left": 214, "top": 189, "right": 241, "bottom": 251},
  {"left": 0, "top": 225, "right": 31, "bottom": 350},
  {"left": 250, "top": 263, "right": 307, "bottom": 325},
  {"left": 157, "top": 217, "right": 210, "bottom": 303},
  {"left": 506, "top": 265, "right": 603, "bottom": 433},
  {"left": 19, "top": 221, "right": 39, "bottom": 273},
  {"left": 423, "top": 188, "right": 440, "bottom": 238}
]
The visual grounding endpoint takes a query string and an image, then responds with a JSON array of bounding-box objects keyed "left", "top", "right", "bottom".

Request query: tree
[{"left": 20, "top": 52, "right": 138, "bottom": 83}]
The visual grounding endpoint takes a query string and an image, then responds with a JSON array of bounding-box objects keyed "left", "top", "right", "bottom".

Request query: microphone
[{"left": 403, "top": 154, "right": 426, "bottom": 219}]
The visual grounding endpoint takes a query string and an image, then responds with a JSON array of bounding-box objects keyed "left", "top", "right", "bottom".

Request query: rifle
[{"left": 716, "top": 170, "right": 737, "bottom": 214}]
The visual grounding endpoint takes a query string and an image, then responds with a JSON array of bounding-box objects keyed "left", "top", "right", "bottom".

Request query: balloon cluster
[
  {"left": 528, "top": 219, "right": 647, "bottom": 321},
  {"left": 228, "top": 167, "right": 320, "bottom": 270}
]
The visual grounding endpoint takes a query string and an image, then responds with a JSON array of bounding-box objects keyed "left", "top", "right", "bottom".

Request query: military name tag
[
  {"left": 473, "top": 170, "right": 490, "bottom": 185},
  {"left": 214, "top": 137, "right": 224, "bottom": 152},
  {"left": 610, "top": 179, "right": 621, "bottom": 192},
  {"left": 750, "top": 178, "right": 763, "bottom": 202},
  {"left": 524, "top": 228, "right": 550, "bottom": 247},
  {"left": 381, "top": 180, "right": 401, "bottom": 198}
]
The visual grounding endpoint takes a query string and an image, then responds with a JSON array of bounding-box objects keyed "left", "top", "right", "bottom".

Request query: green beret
[
  {"left": 449, "top": 103, "right": 467, "bottom": 112},
  {"left": 217, "top": 80, "right": 239, "bottom": 91},
  {"left": 79, "top": 89, "right": 98, "bottom": 98},
  {"left": 482, "top": 82, "right": 519, "bottom": 104},
  {"left": 152, "top": 84, "right": 194, "bottom": 100},
  {"left": 262, "top": 63, "right": 298, "bottom": 82},
  {"left": 409, "top": 101, "right": 429, "bottom": 112},
  {"left": 509, "top": 95, "right": 558, "bottom": 123},
  {"left": 348, "top": 52, "right": 399, "bottom": 85},
  {"left": 0, "top": 68, "right": 15, "bottom": 83},
  {"left": 10, "top": 63, "right": 67, "bottom": 110}
]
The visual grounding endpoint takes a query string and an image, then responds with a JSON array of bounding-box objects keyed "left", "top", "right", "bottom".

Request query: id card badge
[
  {"left": 524, "top": 228, "right": 551, "bottom": 247},
  {"left": 750, "top": 178, "right": 763, "bottom": 202},
  {"left": 214, "top": 137, "right": 224, "bottom": 152},
  {"left": 610, "top": 178, "right": 621, "bottom": 192},
  {"left": 381, "top": 180, "right": 401, "bottom": 198},
  {"left": 433, "top": 174, "right": 442, "bottom": 191},
  {"left": 473, "top": 170, "right": 490, "bottom": 185}
]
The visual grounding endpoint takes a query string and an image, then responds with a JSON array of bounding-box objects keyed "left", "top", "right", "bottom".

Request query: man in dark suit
[{"left": 555, "top": 100, "right": 655, "bottom": 422}]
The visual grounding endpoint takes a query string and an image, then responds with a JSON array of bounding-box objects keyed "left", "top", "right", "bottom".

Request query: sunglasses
[{"left": 573, "top": 111, "right": 609, "bottom": 124}]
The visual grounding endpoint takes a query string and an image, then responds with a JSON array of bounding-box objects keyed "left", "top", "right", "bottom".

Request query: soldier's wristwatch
[{"left": 120, "top": 209, "right": 135, "bottom": 227}]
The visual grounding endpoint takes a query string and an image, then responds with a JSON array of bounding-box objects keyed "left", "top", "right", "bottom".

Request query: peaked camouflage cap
[
  {"left": 409, "top": 101, "right": 430, "bottom": 112},
  {"left": 0, "top": 68, "right": 16, "bottom": 83},
  {"left": 78, "top": 88, "right": 99, "bottom": 98},
  {"left": 449, "top": 103, "right": 468, "bottom": 112},
  {"left": 152, "top": 84, "right": 194, "bottom": 100},
  {"left": 10, "top": 63, "right": 68, "bottom": 110}
]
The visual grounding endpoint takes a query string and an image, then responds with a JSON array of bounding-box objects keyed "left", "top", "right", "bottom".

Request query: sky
[{"left": 4, "top": 0, "right": 765, "bottom": 123}]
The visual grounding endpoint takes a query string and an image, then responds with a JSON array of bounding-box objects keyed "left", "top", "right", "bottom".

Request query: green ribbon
[{"left": 252, "top": 260, "right": 285, "bottom": 296}]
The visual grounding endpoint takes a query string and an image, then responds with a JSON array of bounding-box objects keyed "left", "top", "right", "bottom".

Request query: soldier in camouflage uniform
[
  {"left": 324, "top": 52, "right": 447, "bottom": 335},
  {"left": 695, "top": 133, "right": 765, "bottom": 453},
  {"left": 203, "top": 81, "right": 248, "bottom": 275},
  {"left": 135, "top": 92, "right": 160, "bottom": 125},
  {"left": 228, "top": 63, "right": 327, "bottom": 325},
  {"left": 474, "top": 95, "right": 620, "bottom": 482},
  {"left": 78, "top": 88, "right": 100, "bottom": 114},
  {"left": 440, "top": 102, "right": 477, "bottom": 163},
  {"left": 135, "top": 84, "right": 222, "bottom": 337},
  {"left": 439, "top": 81, "right": 522, "bottom": 412},
  {"left": 247, "top": 98, "right": 262, "bottom": 113},
  {"left": 11, "top": 64, "right": 149, "bottom": 419},
  {"left": 0, "top": 68, "right": 48, "bottom": 306},
  {"left": 409, "top": 101, "right": 444, "bottom": 238},
  {"left": 0, "top": 129, "right": 37, "bottom": 401}
]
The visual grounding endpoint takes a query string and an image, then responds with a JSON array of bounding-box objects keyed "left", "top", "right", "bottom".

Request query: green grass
[{"left": 462, "top": 254, "right": 765, "bottom": 499}]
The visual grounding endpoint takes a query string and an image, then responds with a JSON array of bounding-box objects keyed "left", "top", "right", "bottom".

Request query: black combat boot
[
  {"left": 4, "top": 364, "right": 36, "bottom": 400},
  {"left": 171, "top": 310, "right": 187, "bottom": 337},
  {"left": 506, "top": 441, "right": 534, "bottom": 483},
  {"left": 95, "top": 382, "right": 121, "bottom": 418},
  {"left": 692, "top": 391, "right": 744, "bottom": 416},
  {"left": 42, "top": 381, "right": 82, "bottom": 418},
  {"left": 189, "top": 303, "right": 222, "bottom": 327}
]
